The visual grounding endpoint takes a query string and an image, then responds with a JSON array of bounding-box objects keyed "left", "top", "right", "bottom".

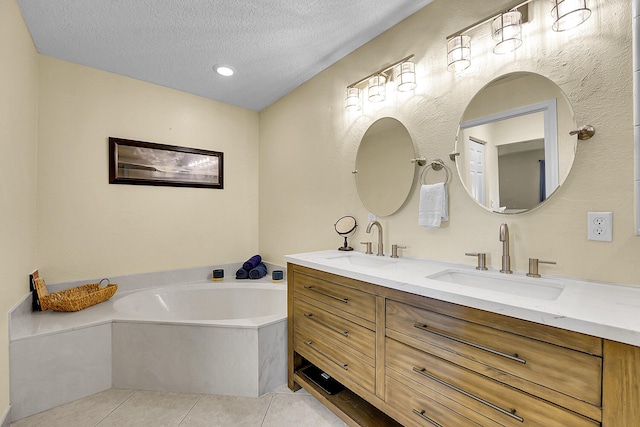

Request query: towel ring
[{"left": 420, "top": 159, "right": 449, "bottom": 185}]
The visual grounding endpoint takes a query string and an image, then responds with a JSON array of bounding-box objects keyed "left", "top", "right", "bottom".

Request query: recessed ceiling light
[{"left": 214, "top": 65, "right": 234, "bottom": 77}]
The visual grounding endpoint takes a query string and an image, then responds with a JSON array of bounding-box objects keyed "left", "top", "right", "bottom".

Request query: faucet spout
[
  {"left": 499, "top": 223, "right": 512, "bottom": 274},
  {"left": 366, "top": 221, "right": 384, "bottom": 256}
]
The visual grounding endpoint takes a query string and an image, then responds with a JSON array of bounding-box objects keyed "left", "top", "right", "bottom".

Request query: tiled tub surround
[{"left": 9, "top": 263, "right": 287, "bottom": 422}]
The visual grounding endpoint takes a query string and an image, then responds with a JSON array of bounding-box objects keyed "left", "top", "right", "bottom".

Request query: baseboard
[{"left": 0, "top": 404, "right": 11, "bottom": 427}]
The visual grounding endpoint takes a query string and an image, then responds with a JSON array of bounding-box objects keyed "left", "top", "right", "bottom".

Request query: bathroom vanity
[{"left": 286, "top": 251, "right": 640, "bottom": 427}]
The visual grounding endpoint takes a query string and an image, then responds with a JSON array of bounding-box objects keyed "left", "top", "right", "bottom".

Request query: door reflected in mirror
[{"left": 455, "top": 73, "right": 576, "bottom": 214}]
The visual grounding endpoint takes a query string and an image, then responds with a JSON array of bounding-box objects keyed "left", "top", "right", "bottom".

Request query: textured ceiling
[{"left": 17, "top": 0, "right": 434, "bottom": 111}]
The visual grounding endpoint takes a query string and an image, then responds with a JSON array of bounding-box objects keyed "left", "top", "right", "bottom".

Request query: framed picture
[{"left": 109, "top": 137, "right": 223, "bottom": 189}]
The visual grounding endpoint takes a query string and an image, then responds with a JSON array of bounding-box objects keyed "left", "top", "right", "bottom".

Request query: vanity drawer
[
  {"left": 294, "top": 322, "right": 375, "bottom": 394},
  {"left": 386, "top": 300, "right": 602, "bottom": 406},
  {"left": 386, "top": 337, "right": 599, "bottom": 427},
  {"left": 294, "top": 296, "right": 375, "bottom": 359},
  {"left": 385, "top": 375, "right": 489, "bottom": 427},
  {"left": 293, "top": 271, "right": 375, "bottom": 322}
]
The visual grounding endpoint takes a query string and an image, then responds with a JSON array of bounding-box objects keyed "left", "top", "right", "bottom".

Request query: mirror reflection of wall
[
  {"left": 455, "top": 72, "right": 576, "bottom": 214},
  {"left": 355, "top": 118, "right": 416, "bottom": 217}
]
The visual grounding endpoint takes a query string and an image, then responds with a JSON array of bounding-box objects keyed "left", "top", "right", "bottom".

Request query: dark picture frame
[{"left": 109, "top": 137, "right": 223, "bottom": 189}]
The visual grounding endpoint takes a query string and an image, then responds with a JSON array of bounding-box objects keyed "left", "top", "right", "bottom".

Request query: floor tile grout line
[
  {"left": 177, "top": 393, "right": 204, "bottom": 427},
  {"left": 94, "top": 389, "right": 137, "bottom": 426},
  {"left": 259, "top": 393, "right": 276, "bottom": 427}
]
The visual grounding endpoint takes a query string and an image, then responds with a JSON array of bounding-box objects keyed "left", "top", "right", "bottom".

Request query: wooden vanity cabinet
[{"left": 287, "top": 263, "right": 640, "bottom": 427}]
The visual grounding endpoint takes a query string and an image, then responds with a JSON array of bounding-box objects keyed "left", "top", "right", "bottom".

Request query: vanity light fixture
[
  {"left": 446, "top": 1, "right": 531, "bottom": 71},
  {"left": 492, "top": 10, "right": 523, "bottom": 54},
  {"left": 446, "top": 0, "right": 594, "bottom": 70},
  {"left": 344, "top": 54, "right": 415, "bottom": 110},
  {"left": 395, "top": 61, "right": 417, "bottom": 92},
  {"left": 345, "top": 87, "right": 362, "bottom": 111},
  {"left": 550, "top": 0, "right": 591, "bottom": 32},
  {"left": 447, "top": 35, "right": 472, "bottom": 72},
  {"left": 368, "top": 74, "right": 387, "bottom": 102}
]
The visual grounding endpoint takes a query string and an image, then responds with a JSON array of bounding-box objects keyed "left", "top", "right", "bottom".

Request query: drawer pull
[
  {"left": 304, "top": 286, "right": 349, "bottom": 303},
  {"left": 304, "top": 313, "right": 349, "bottom": 337},
  {"left": 412, "top": 409, "right": 443, "bottom": 427},
  {"left": 413, "top": 322, "right": 526, "bottom": 365},
  {"left": 413, "top": 367, "right": 524, "bottom": 423},
  {"left": 305, "top": 341, "right": 349, "bottom": 370}
]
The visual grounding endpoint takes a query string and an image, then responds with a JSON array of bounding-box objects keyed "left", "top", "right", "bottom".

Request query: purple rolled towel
[{"left": 243, "top": 254, "right": 262, "bottom": 271}]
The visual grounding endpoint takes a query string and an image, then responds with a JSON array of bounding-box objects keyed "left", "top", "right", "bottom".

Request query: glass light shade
[
  {"left": 551, "top": 0, "right": 591, "bottom": 32},
  {"left": 447, "top": 35, "right": 471, "bottom": 72},
  {"left": 368, "top": 74, "right": 386, "bottom": 102},
  {"left": 395, "top": 61, "right": 417, "bottom": 92},
  {"left": 492, "top": 11, "right": 523, "bottom": 54},
  {"left": 345, "top": 87, "right": 362, "bottom": 111}
]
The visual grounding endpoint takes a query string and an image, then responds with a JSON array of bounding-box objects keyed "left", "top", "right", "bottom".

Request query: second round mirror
[{"left": 455, "top": 72, "right": 576, "bottom": 214}]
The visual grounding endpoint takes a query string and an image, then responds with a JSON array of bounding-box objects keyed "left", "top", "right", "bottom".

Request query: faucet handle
[
  {"left": 391, "top": 244, "right": 406, "bottom": 258},
  {"left": 527, "top": 258, "right": 557, "bottom": 278},
  {"left": 465, "top": 252, "right": 488, "bottom": 270},
  {"left": 360, "top": 242, "right": 373, "bottom": 255}
]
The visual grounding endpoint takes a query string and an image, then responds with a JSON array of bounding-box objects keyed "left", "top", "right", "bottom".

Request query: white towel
[{"left": 419, "top": 183, "right": 448, "bottom": 229}]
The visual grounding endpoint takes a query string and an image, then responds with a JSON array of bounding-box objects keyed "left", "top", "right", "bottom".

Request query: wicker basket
[{"left": 35, "top": 278, "right": 118, "bottom": 312}]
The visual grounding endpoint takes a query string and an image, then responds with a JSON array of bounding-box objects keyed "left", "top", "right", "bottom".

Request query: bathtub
[
  {"left": 110, "top": 281, "right": 288, "bottom": 398},
  {"left": 10, "top": 267, "right": 289, "bottom": 421},
  {"left": 113, "top": 281, "right": 286, "bottom": 326}
]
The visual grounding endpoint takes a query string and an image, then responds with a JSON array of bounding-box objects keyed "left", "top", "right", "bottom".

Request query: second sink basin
[{"left": 428, "top": 269, "right": 565, "bottom": 300}]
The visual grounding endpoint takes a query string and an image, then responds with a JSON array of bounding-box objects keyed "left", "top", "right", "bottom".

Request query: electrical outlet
[{"left": 587, "top": 212, "right": 613, "bottom": 242}]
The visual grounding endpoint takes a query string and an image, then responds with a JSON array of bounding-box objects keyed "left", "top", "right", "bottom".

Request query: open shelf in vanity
[{"left": 287, "top": 258, "right": 640, "bottom": 427}]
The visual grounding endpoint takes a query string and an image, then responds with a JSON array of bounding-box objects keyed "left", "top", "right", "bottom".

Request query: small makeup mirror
[{"left": 334, "top": 216, "right": 357, "bottom": 251}]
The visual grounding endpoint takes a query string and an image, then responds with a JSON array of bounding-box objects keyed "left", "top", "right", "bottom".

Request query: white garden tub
[
  {"left": 110, "top": 281, "right": 287, "bottom": 397},
  {"left": 10, "top": 266, "right": 289, "bottom": 421},
  {"left": 113, "top": 281, "right": 286, "bottom": 326}
]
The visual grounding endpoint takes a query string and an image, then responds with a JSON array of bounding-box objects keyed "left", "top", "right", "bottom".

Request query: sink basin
[
  {"left": 320, "top": 253, "right": 398, "bottom": 269},
  {"left": 428, "top": 269, "right": 564, "bottom": 301}
]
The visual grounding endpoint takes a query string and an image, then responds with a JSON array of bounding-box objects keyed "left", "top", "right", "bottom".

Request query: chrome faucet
[
  {"left": 499, "top": 223, "right": 512, "bottom": 274},
  {"left": 366, "top": 221, "right": 384, "bottom": 256}
]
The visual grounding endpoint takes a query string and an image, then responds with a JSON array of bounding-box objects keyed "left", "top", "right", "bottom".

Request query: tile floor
[{"left": 10, "top": 386, "right": 347, "bottom": 427}]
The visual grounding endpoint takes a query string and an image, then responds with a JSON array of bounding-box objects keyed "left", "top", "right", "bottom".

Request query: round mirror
[
  {"left": 455, "top": 72, "right": 576, "bottom": 214},
  {"left": 355, "top": 117, "right": 416, "bottom": 217}
]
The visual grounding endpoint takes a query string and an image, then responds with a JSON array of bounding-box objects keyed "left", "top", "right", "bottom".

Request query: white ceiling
[{"left": 17, "top": 0, "right": 434, "bottom": 111}]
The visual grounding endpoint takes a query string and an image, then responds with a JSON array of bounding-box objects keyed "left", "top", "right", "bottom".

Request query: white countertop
[{"left": 285, "top": 250, "right": 640, "bottom": 347}]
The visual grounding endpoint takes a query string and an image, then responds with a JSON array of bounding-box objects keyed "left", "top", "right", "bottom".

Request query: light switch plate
[{"left": 587, "top": 212, "right": 613, "bottom": 242}]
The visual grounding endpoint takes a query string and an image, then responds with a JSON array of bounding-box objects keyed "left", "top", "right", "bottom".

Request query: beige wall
[
  {"left": 0, "top": 0, "right": 39, "bottom": 417},
  {"left": 1, "top": 0, "right": 638, "bottom": 421},
  {"left": 37, "top": 56, "right": 260, "bottom": 281},
  {"left": 259, "top": 0, "right": 640, "bottom": 285}
]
